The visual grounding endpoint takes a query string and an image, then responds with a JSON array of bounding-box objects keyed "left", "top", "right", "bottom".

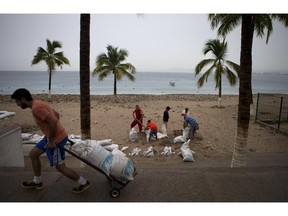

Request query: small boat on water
[{"left": 169, "top": 81, "right": 175, "bottom": 86}]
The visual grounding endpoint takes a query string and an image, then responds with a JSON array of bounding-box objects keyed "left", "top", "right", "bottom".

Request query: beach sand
[{"left": 1, "top": 94, "right": 287, "bottom": 165}]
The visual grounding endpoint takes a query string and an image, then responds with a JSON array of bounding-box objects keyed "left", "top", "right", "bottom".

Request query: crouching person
[
  {"left": 184, "top": 115, "right": 199, "bottom": 140},
  {"left": 145, "top": 120, "right": 158, "bottom": 142}
]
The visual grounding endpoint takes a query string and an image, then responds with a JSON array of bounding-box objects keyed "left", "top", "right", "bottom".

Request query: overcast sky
[{"left": 1, "top": 2, "right": 288, "bottom": 73}]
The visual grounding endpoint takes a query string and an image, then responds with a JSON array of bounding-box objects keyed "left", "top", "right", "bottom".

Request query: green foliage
[
  {"left": 195, "top": 38, "right": 240, "bottom": 94},
  {"left": 31, "top": 39, "right": 70, "bottom": 100},
  {"left": 32, "top": 39, "right": 70, "bottom": 73},
  {"left": 92, "top": 44, "right": 136, "bottom": 95}
]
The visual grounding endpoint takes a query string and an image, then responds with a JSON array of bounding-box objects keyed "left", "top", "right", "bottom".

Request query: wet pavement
[{"left": 0, "top": 152, "right": 288, "bottom": 202}]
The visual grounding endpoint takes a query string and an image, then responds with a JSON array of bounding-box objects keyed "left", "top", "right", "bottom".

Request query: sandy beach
[{"left": 1, "top": 94, "right": 287, "bottom": 165}]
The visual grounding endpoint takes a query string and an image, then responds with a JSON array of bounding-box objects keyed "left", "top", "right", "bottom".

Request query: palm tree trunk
[
  {"left": 218, "top": 75, "right": 222, "bottom": 107},
  {"left": 249, "top": 21, "right": 255, "bottom": 116},
  {"left": 231, "top": 14, "right": 253, "bottom": 167},
  {"left": 48, "top": 69, "right": 52, "bottom": 102},
  {"left": 80, "top": 14, "right": 91, "bottom": 140},
  {"left": 113, "top": 69, "right": 117, "bottom": 95}
]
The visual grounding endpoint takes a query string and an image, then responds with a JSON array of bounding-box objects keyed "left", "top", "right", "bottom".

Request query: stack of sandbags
[{"left": 69, "top": 139, "right": 135, "bottom": 183}]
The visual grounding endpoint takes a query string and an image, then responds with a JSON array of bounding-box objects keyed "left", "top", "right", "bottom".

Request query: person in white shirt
[{"left": 181, "top": 107, "right": 191, "bottom": 128}]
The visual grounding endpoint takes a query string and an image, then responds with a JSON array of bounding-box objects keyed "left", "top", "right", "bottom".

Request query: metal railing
[{"left": 255, "top": 93, "right": 288, "bottom": 134}]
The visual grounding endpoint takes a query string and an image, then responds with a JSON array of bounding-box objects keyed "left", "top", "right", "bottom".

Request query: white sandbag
[
  {"left": 67, "top": 138, "right": 82, "bottom": 144},
  {"left": 173, "top": 128, "right": 190, "bottom": 143},
  {"left": 157, "top": 132, "right": 168, "bottom": 139},
  {"left": 161, "top": 146, "right": 174, "bottom": 156},
  {"left": 89, "top": 139, "right": 117, "bottom": 151},
  {"left": 96, "top": 139, "right": 113, "bottom": 146},
  {"left": 68, "top": 134, "right": 82, "bottom": 144},
  {"left": 111, "top": 148, "right": 126, "bottom": 157},
  {"left": 173, "top": 135, "right": 185, "bottom": 143},
  {"left": 102, "top": 144, "right": 119, "bottom": 152},
  {"left": 161, "top": 124, "right": 167, "bottom": 136},
  {"left": 180, "top": 139, "right": 195, "bottom": 162},
  {"left": 110, "top": 154, "right": 135, "bottom": 183},
  {"left": 82, "top": 142, "right": 113, "bottom": 175},
  {"left": 183, "top": 127, "right": 189, "bottom": 141},
  {"left": 146, "top": 130, "right": 150, "bottom": 142},
  {"left": 121, "top": 146, "right": 129, "bottom": 152},
  {"left": 69, "top": 134, "right": 81, "bottom": 139},
  {"left": 129, "top": 128, "right": 138, "bottom": 142},
  {"left": 21, "top": 133, "right": 33, "bottom": 140},
  {"left": 144, "top": 146, "right": 154, "bottom": 157},
  {"left": 130, "top": 148, "right": 141, "bottom": 156},
  {"left": 0, "top": 111, "right": 15, "bottom": 120},
  {"left": 22, "top": 134, "right": 44, "bottom": 144},
  {"left": 70, "top": 139, "right": 94, "bottom": 156}
]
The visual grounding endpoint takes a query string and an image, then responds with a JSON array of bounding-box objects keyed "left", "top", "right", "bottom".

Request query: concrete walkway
[{"left": 0, "top": 152, "right": 288, "bottom": 202}]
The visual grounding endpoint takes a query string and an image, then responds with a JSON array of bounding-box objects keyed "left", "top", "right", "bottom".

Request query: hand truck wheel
[{"left": 110, "top": 188, "right": 120, "bottom": 198}]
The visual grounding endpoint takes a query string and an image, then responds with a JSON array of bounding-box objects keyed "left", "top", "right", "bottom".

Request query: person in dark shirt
[{"left": 163, "top": 106, "right": 171, "bottom": 130}]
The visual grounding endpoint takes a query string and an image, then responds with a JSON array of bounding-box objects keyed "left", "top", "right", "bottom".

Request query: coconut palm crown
[
  {"left": 92, "top": 44, "right": 136, "bottom": 95},
  {"left": 195, "top": 38, "right": 240, "bottom": 106},
  {"left": 31, "top": 39, "right": 70, "bottom": 101}
]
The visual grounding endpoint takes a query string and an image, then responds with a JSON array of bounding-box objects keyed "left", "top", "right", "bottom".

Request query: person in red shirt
[
  {"left": 130, "top": 105, "right": 144, "bottom": 132},
  {"left": 145, "top": 120, "right": 158, "bottom": 142},
  {"left": 11, "top": 88, "right": 90, "bottom": 193}
]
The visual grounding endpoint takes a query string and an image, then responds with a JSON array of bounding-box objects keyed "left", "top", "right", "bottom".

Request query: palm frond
[
  {"left": 253, "top": 15, "right": 273, "bottom": 44},
  {"left": 271, "top": 14, "right": 288, "bottom": 27},
  {"left": 224, "top": 67, "right": 238, "bottom": 86},
  {"left": 208, "top": 14, "right": 241, "bottom": 37},
  {"left": 195, "top": 59, "right": 215, "bottom": 75},
  {"left": 196, "top": 65, "right": 215, "bottom": 88},
  {"left": 225, "top": 60, "right": 240, "bottom": 76}
]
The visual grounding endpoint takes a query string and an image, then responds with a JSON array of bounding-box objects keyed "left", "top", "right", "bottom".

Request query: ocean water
[{"left": 0, "top": 70, "right": 287, "bottom": 95}]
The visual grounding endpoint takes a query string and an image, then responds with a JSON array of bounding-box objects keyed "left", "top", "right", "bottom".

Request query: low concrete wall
[{"left": 0, "top": 125, "right": 24, "bottom": 167}]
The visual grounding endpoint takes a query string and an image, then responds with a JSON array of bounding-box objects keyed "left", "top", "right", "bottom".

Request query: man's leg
[
  {"left": 189, "top": 126, "right": 196, "bottom": 139},
  {"left": 56, "top": 163, "right": 90, "bottom": 193},
  {"left": 154, "top": 131, "right": 158, "bottom": 140},
  {"left": 56, "top": 163, "right": 80, "bottom": 181},
  {"left": 138, "top": 122, "right": 142, "bottom": 132},
  {"left": 30, "top": 147, "right": 45, "bottom": 177},
  {"left": 131, "top": 119, "right": 137, "bottom": 128},
  {"left": 21, "top": 147, "right": 45, "bottom": 190}
]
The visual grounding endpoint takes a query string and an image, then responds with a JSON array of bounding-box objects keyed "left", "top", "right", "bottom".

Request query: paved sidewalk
[{"left": 0, "top": 152, "right": 288, "bottom": 202}]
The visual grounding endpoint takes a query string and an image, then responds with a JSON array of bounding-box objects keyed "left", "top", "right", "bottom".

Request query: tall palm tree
[
  {"left": 208, "top": 14, "right": 288, "bottom": 167},
  {"left": 195, "top": 38, "right": 240, "bottom": 107},
  {"left": 79, "top": 14, "right": 91, "bottom": 140},
  {"left": 31, "top": 39, "right": 70, "bottom": 101},
  {"left": 92, "top": 44, "right": 136, "bottom": 95}
]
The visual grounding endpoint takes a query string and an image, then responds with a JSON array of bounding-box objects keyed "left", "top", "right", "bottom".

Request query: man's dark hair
[{"left": 11, "top": 88, "right": 33, "bottom": 101}]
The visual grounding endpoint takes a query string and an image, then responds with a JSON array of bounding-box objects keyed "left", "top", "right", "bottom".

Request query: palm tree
[
  {"left": 92, "top": 44, "right": 136, "bottom": 95},
  {"left": 79, "top": 14, "right": 91, "bottom": 140},
  {"left": 31, "top": 39, "right": 70, "bottom": 101},
  {"left": 195, "top": 38, "right": 240, "bottom": 107},
  {"left": 208, "top": 14, "right": 288, "bottom": 167}
]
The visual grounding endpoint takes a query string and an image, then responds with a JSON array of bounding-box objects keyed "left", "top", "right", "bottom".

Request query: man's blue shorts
[
  {"left": 150, "top": 130, "right": 157, "bottom": 137},
  {"left": 36, "top": 136, "right": 68, "bottom": 166}
]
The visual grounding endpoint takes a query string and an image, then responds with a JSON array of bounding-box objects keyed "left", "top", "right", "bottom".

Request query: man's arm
[
  {"left": 45, "top": 114, "right": 58, "bottom": 148},
  {"left": 54, "top": 110, "right": 60, "bottom": 120}
]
